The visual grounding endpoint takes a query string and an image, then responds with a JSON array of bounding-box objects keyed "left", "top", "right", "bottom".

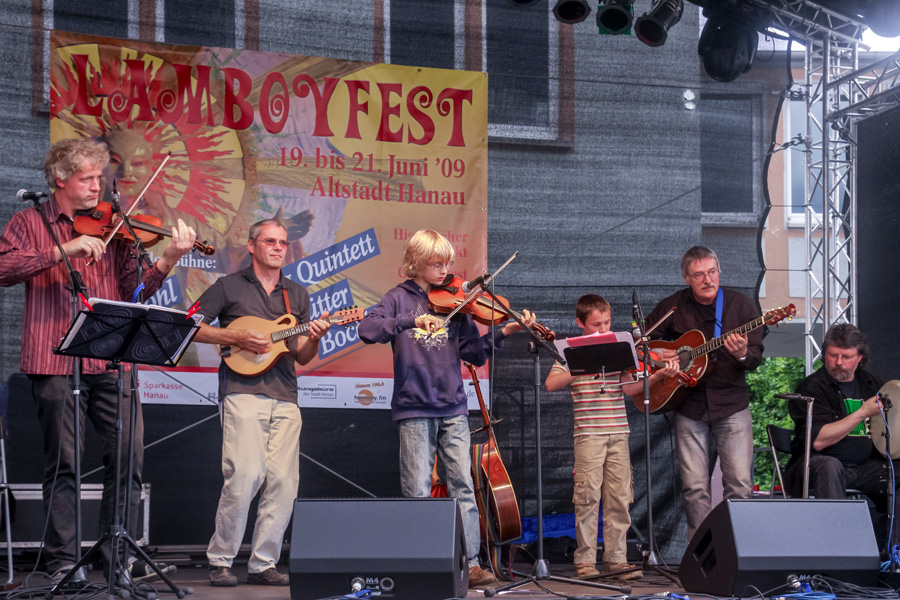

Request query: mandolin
[
  {"left": 634, "top": 304, "right": 796, "bottom": 413},
  {"left": 220, "top": 306, "right": 364, "bottom": 377}
]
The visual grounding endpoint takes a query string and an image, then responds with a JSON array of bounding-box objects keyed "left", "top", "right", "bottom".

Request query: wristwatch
[{"left": 737, "top": 355, "right": 747, "bottom": 362}]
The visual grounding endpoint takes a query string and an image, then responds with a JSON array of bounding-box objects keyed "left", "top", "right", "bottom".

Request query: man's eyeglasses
[
  {"left": 255, "top": 237, "right": 289, "bottom": 248},
  {"left": 687, "top": 268, "right": 720, "bottom": 281}
]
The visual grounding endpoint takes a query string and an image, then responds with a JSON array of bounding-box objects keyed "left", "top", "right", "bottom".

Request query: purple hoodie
[{"left": 358, "top": 279, "right": 508, "bottom": 421}]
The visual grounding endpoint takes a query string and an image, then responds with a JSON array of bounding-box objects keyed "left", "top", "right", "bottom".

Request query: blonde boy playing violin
[
  {"left": 545, "top": 294, "right": 678, "bottom": 581},
  {"left": 358, "top": 229, "right": 535, "bottom": 588}
]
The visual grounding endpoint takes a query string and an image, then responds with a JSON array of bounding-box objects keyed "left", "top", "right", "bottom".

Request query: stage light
[
  {"left": 635, "top": 0, "right": 683, "bottom": 47},
  {"left": 596, "top": 0, "right": 634, "bottom": 35},
  {"left": 698, "top": 14, "right": 759, "bottom": 82},
  {"left": 507, "top": 0, "right": 541, "bottom": 6},
  {"left": 553, "top": 0, "right": 592, "bottom": 24},
  {"left": 863, "top": 0, "right": 900, "bottom": 38}
]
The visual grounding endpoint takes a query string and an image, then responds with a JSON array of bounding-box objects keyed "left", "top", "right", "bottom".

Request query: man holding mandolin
[
  {"left": 647, "top": 246, "right": 764, "bottom": 540},
  {"left": 191, "top": 219, "right": 332, "bottom": 587},
  {"left": 0, "top": 138, "right": 196, "bottom": 583}
]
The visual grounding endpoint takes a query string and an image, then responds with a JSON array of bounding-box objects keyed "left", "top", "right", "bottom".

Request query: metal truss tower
[{"left": 752, "top": 1, "right": 900, "bottom": 370}]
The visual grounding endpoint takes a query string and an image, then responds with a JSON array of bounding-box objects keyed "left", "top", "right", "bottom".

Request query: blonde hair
[
  {"left": 402, "top": 229, "right": 454, "bottom": 278},
  {"left": 44, "top": 138, "right": 110, "bottom": 189}
]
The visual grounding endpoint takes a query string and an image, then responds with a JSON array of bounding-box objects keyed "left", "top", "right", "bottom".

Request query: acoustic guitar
[
  {"left": 220, "top": 306, "right": 364, "bottom": 377},
  {"left": 633, "top": 304, "right": 796, "bottom": 413},
  {"left": 467, "top": 363, "right": 522, "bottom": 544}
]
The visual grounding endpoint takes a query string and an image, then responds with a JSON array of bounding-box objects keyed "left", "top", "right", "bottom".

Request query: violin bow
[
  {"left": 95, "top": 152, "right": 172, "bottom": 249},
  {"left": 432, "top": 251, "right": 518, "bottom": 334}
]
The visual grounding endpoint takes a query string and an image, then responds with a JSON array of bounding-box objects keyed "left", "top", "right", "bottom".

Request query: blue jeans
[
  {"left": 398, "top": 415, "right": 480, "bottom": 566},
  {"left": 674, "top": 408, "right": 753, "bottom": 539}
]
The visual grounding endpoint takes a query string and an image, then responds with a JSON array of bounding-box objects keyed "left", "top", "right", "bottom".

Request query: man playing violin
[
  {"left": 784, "top": 324, "right": 899, "bottom": 551},
  {"left": 0, "top": 138, "right": 195, "bottom": 582},
  {"left": 647, "top": 246, "right": 763, "bottom": 541},
  {"left": 358, "top": 229, "right": 535, "bottom": 589}
]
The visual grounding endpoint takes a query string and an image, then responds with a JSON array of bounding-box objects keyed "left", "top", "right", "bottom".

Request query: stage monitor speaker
[
  {"left": 679, "top": 499, "right": 880, "bottom": 597},
  {"left": 289, "top": 497, "right": 468, "bottom": 600}
]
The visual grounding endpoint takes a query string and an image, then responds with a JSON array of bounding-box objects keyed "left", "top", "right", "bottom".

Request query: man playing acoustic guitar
[
  {"left": 192, "top": 219, "right": 331, "bottom": 587},
  {"left": 647, "top": 246, "right": 764, "bottom": 541}
]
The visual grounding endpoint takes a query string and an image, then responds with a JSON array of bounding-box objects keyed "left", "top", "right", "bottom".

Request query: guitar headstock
[
  {"left": 764, "top": 303, "right": 796, "bottom": 327},
  {"left": 330, "top": 305, "right": 365, "bottom": 326}
]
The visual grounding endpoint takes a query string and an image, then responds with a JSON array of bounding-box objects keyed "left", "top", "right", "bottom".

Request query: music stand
[{"left": 49, "top": 299, "right": 199, "bottom": 599}]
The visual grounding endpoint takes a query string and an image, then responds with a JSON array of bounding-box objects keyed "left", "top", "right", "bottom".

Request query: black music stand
[{"left": 50, "top": 299, "right": 199, "bottom": 599}]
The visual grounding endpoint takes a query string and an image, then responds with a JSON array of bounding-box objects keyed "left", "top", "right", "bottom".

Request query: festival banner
[{"left": 50, "top": 31, "right": 489, "bottom": 407}]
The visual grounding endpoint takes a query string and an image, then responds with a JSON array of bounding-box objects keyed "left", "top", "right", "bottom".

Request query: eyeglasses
[
  {"left": 426, "top": 262, "right": 453, "bottom": 270},
  {"left": 255, "top": 237, "right": 289, "bottom": 248},
  {"left": 687, "top": 268, "right": 720, "bottom": 281}
]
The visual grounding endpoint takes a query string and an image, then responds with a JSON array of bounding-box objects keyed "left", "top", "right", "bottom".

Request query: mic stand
[
  {"left": 633, "top": 290, "right": 679, "bottom": 585},
  {"left": 481, "top": 285, "right": 629, "bottom": 597},
  {"left": 802, "top": 395, "right": 814, "bottom": 499},
  {"left": 30, "top": 193, "right": 90, "bottom": 585},
  {"left": 880, "top": 396, "right": 897, "bottom": 571}
]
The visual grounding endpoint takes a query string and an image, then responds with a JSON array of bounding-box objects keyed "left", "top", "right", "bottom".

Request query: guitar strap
[
  {"left": 282, "top": 287, "right": 291, "bottom": 316},
  {"left": 714, "top": 288, "right": 724, "bottom": 338}
]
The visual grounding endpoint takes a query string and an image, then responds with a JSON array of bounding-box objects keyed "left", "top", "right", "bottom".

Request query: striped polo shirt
[{"left": 550, "top": 361, "right": 629, "bottom": 437}]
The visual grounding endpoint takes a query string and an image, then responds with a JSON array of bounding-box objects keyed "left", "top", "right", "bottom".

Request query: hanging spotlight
[
  {"left": 596, "top": 0, "right": 634, "bottom": 35},
  {"left": 634, "top": 0, "right": 683, "bottom": 47},
  {"left": 863, "top": 0, "right": 900, "bottom": 38},
  {"left": 507, "top": 0, "right": 541, "bottom": 6},
  {"left": 698, "top": 13, "right": 760, "bottom": 82},
  {"left": 553, "top": 0, "right": 592, "bottom": 24}
]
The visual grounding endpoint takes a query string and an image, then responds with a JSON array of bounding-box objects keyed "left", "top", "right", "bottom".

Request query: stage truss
[{"left": 755, "top": 1, "right": 900, "bottom": 368}]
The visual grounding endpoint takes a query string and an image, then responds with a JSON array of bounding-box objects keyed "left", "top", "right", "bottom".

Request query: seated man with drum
[{"left": 784, "top": 323, "right": 899, "bottom": 549}]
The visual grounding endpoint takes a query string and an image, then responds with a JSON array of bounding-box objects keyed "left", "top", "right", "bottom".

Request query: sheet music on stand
[
  {"left": 55, "top": 298, "right": 202, "bottom": 366},
  {"left": 553, "top": 331, "right": 639, "bottom": 376}
]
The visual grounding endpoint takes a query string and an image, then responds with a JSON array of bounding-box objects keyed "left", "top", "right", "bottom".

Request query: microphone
[
  {"left": 461, "top": 273, "right": 489, "bottom": 294},
  {"left": 17, "top": 189, "right": 48, "bottom": 202}
]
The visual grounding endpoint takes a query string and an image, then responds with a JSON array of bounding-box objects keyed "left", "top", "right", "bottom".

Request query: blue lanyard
[{"left": 714, "top": 288, "right": 724, "bottom": 338}]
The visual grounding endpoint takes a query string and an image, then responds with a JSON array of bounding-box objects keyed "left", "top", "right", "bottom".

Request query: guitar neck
[
  {"left": 271, "top": 317, "right": 335, "bottom": 342},
  {"left": 691, "top": 315, "right": 767, "bottom": 359}
]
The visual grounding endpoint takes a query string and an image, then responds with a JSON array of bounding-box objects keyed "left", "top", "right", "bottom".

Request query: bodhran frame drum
[{"left": 869, "top": 380, "right": 900, "bottom": 459}]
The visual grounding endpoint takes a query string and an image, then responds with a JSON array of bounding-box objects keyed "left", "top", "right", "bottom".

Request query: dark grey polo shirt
[{"left": 197, "top": 266, "right": 311, "bottom": 403}]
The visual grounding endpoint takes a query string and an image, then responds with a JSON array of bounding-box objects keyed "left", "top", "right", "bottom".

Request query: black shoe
[
  {"left": 209, "top": 566, "right": 238, "bottom": 587},
  {"left": 247, "top": 567, "right": 289, "bottom": 586}
]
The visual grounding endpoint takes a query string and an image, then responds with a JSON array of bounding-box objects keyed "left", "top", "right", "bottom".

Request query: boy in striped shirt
[{"left": 545, "top": 294, "right": 677, "bottom": 581}]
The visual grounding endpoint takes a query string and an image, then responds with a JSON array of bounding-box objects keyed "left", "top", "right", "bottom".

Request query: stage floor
[
  {"left": 7, "top": 556, "right": 899, "bottom": 600},
  {"left": 5, "top": 559, "right": 691, "bottom": 600}
]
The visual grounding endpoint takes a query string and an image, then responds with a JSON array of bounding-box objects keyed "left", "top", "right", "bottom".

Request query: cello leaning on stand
[
  {"left": 430, "top": 364, "right": 522, "bottom": 544},
  {"left": 468, "top": 363, "right": 522, "bottom": 544}
]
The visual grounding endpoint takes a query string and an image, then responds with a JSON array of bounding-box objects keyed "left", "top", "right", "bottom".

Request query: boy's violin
[{"left": 427, "top": 275, "right": 555, "bottom": 342}]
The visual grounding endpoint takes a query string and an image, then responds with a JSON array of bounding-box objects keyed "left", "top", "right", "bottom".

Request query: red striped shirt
[{"left": 0, "top": 197, "right": 166, "bottom": 375}]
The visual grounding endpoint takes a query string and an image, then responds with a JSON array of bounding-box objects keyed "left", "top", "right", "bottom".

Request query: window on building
[{"left": 384, "top": 0, "right": 569, "bottom": 145}]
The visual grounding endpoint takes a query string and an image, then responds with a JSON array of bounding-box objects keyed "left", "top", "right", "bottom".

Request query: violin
[
  {"left": 74, "top": 201, "right": 215, "bottom": 256},
  {"left": 428, "top": 275, "right": 555, "bottom": 341}
]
